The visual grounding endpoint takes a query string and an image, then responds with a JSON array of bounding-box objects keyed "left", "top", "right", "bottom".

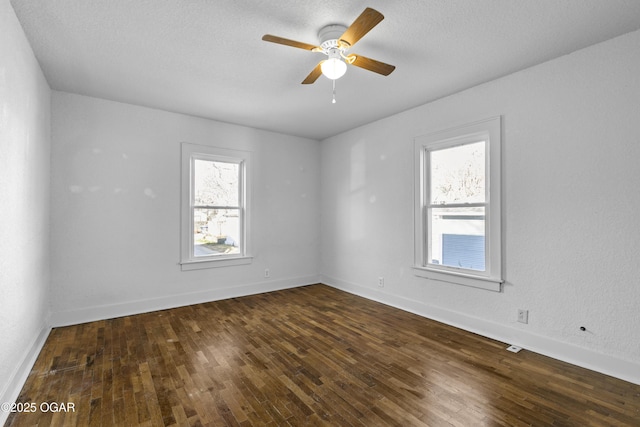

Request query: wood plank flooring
[{"left": 6, "top": 284, "right": 640, "bottom": 426}]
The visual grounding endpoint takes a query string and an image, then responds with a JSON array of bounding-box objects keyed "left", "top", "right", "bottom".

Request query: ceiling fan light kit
[
  {"left": 262, "top": 7, "right": 395, "bottom": 102},
  {"left": 320, "top": 51, "right": 347, "bottom": 80}
]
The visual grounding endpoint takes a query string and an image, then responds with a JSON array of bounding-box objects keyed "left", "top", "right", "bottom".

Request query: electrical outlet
[
  {"left": 264, "top": 268, "right": 270, "bottom": 278},
  {"left": 378, "top": 277, "right": 384, "bottom": 287},
  {"left": 517, "top": 309, "right": 528, "bottom": 324}
]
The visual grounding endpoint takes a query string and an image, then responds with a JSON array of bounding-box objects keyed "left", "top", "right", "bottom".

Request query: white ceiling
[{"left": 10, "top": 0, "right": 640, "bottom": 140}]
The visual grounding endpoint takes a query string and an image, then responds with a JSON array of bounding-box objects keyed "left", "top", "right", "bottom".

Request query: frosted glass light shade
[{"left": 321, "top": 58, "right": 347, "bottom": 80}]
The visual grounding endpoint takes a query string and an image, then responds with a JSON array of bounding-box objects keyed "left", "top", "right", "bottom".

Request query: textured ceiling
[{"left": 10, "top": 0, "right": 640, "bottom": 140}]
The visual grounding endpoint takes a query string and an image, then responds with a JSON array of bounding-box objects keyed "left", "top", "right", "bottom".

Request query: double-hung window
[
  {"left": 181, "top": 143, "right": 252, "bottom": 270},
  {"left": 414, "top": 117, "right": 502, "bottom": 291}
]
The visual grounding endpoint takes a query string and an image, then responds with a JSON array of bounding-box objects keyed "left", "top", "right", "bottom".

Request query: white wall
[
  {"left": 321, "top": 29, "right": 640, "bottom": 384},
  {"left": 0, "top": 0, "right": 52, "bottom": 414},
  {"left": 50, "top": 92, "right": 321, "bottom": 325}
]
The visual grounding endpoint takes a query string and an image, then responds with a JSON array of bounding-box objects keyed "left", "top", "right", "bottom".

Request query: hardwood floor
[{"left": 6, "top": 284, "right": 640, "bottom": 426}]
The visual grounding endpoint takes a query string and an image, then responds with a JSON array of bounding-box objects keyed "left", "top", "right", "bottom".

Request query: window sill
[
  {"left": 181, "top": 256, "right": 253, "bottom": 271},
  {"left": 413, "top": 266, "right": 502, "bottom": 292}
]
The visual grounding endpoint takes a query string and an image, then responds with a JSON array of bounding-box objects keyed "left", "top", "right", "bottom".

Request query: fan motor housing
[{"left": 318, "top": 24, "right": 348, "bottom": 51}]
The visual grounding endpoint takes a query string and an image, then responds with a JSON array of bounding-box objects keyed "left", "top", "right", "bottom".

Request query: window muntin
[{"left": 414, "top": 117, "right": 502, "bottom": 291}]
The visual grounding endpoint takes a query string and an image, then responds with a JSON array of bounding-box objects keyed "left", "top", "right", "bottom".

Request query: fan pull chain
[{"left": 332, "top": 79, "right": 337, "bottom": 104}]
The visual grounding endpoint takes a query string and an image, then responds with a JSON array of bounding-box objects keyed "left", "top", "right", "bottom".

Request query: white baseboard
[
  {"left": 0, "top": 323, "right": 51, "bottom": 426},
  {"left": 51, "top": 275, "right": 320, "bottom": 327},
  {"left": 320, "top": 274, "right": 640, "bottom": 386}
]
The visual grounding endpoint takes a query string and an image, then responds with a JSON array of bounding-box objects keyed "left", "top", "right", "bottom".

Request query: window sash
[
  {"left": 424, "top": 142, "right": 490, "bottom": 276},
  {"left": 426, "top": 203, "right": 488, "bottom": 272},
  {"left": 193, "top": 158, "right": 241, "bottom": 207},
  {"left": 189, "top": 156, "right": 244, "bottom": 261},
  {"left": 191, "top": 207, "right": 242, "bottom": 258},
  {"left": 428, "top": 140, "right": 486, "bottom": 205}
]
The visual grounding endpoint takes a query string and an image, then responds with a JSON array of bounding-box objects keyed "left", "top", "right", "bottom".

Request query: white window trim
[
  {"left": 180, "top": 143, "right": 253, "bottom": 271},
  {"left": 413, "top": 117, "right": 503, "bottom": 292}
]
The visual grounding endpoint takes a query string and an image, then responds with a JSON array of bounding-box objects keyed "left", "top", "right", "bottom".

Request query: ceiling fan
[{"left": 262, "top": 7, "right": 396, "bottom": 85}]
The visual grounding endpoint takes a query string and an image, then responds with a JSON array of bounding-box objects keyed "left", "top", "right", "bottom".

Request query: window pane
[
  {"left": 193, "top": 208, "right": 241, "bottom": 257},
  {"left": 430, "top": 141, "right": 485, "bottom": 204},
  {"left": 194, "top": 159, "right": 239, "bottom": 207},
  {"left": 429, "top": 206, "right": 485, "bottom": 271}
]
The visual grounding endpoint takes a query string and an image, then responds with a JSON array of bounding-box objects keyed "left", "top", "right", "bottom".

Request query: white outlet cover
[
  {"left": 517, "top": 309, "right": 528, "bottom": 324},
  {"left": 506, "top": 345, "right": 522, "bottom": 353}
]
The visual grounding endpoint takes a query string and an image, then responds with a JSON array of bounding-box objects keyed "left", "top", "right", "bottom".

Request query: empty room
[{"left": 2, "top": 0, "right": 640, "bottom": 425}]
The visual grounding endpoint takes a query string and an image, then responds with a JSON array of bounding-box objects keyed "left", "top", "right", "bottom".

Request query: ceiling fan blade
[
  {"left": 348, "top": 54, "right": 396, "bottom": 76},
  {"left": 302, "top": 62, "right": 324, "bottom": 84},
  {"left": 340, "top": 7, "right": 384, "bottom": 47},
  {"left": 262, "top": 34, "right": 320, "bottom": 51}
]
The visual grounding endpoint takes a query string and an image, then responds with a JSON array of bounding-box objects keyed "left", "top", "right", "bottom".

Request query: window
[
  {"left": 414, "top": 117, "right": 502, "bottom": 291},
  {"left": 181, "top": 143, "right": 252, "bottom": 270}
]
